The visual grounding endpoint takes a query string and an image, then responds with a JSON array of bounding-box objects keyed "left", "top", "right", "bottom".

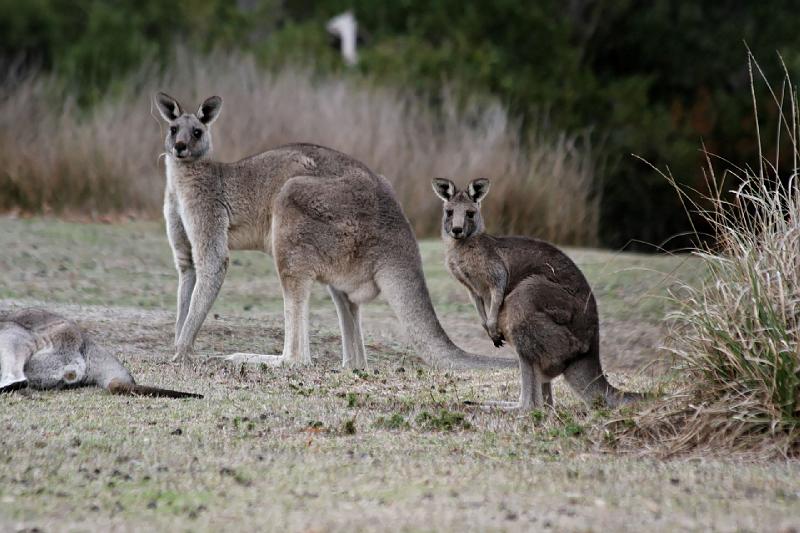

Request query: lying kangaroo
[
  {"left": 432, "top": 178, "right": 642, "bottom": 409},
  {"left": 0, "top": 308, "right": 202, "bottom": 398},
  {"left": 154, "top": 92, "right": 512, "bottom": 370}
]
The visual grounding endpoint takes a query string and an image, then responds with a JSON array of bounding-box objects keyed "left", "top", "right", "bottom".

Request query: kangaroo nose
[
  {"left": 175, "top": 141, "right": 187, "bottom": 152},
  {"left": 452, "top": 227, "right": 463, "bottom": 236}
]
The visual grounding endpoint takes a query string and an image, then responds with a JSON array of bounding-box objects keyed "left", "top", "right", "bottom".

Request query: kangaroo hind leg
[
  {"left": 329, "top": 287, "right": 367, "bottom": 369},
  {"left": 0, "top": 326, "right": 34, "bottom": 392},
  {"left": 542, "top": 382, "right": 554, "bottom": 409},
  {"left": 279, "top": 276, "right": 313, "bottom": 365},
  {"left": 518, "top": 357, "right": 548, "bottom": 410},
  {"left": 468, "top": 358, "right": 546, "bottom": 411}
]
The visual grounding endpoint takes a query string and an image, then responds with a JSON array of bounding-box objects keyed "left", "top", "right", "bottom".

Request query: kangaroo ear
[
  {"left": 197, "top": 96, "right": 223, "bottom": 125},
  {"left": 431, "top": 178, "right": 455, "bottom": 201},
  {"left": 155, "top": 92, "right": 182, "bottom": 121},
  {"left": 467, "top": 178, "right": 491, "bottom": 202}
]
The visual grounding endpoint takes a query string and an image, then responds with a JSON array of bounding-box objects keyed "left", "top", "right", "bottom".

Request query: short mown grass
[{"left": 1, "top": 217, "right": 798, "bottom": 531}]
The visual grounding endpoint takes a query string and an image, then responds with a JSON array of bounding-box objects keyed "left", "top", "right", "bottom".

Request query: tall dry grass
[
  {"left": 605, "top": 56, "right": 800, "bottom": 457},
  {"left": 0, "top": 51, "right": 597, "bottom": 244}
]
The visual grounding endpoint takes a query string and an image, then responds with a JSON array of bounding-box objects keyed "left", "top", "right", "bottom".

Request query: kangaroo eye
[
  {"left": 466, "top": 211, "right": 475, "bottom": 219},
  {"left": 169, "top": 126, "right": 178, "bottom": 135},
  {"left": 445, "top": 209, "right": 453, "bottom": 217},
  {"left": 193, "top": 128, "right": 203, "bottom": 139}
]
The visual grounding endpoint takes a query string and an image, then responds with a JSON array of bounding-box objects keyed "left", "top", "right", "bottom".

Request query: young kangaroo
[
  {"left": 154, "top": 92, "right": 513, "bottom": 370},
  {"left": 432, "top": 178, "right": 642, "bottom": 409},
  {"left": 0, "top": 308, "right": 202, "bottom": 398}
]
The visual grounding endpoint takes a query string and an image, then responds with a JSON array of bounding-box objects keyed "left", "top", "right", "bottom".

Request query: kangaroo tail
[
  {"left": 107, "top": 378, "right": 203, "bottom": 399},
  {"left": 375, "top": 265, "right": 515, "bottom": 370},
  {"left": 82, "top": 340, "right": 203, "bottom": 399},
  {"left": 0, "top": 380, "right": 29, "bottom": 394},
  {"left": 562, "top": 335, "right": 643, "bottom": 408}
]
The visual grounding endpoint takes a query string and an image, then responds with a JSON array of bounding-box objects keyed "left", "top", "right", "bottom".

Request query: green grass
[
  {"left": 1, "top": 218, "right": 701, "bottom": 318},
  {"left": 1, "top": 217, "right": 798, "bottom": 531}
]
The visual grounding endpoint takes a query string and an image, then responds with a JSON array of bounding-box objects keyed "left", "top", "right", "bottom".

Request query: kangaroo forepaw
[
  {"left": 485, "top": 324, "right": 505, "bottom": 347},
  {"left": 0, "top": 379, "right": 29, "bottom": 394}
]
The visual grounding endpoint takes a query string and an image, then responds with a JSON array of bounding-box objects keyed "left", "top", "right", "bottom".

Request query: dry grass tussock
[
  {"left": 604, "top": 56, "right": 800, "bottom": 458},
  {"left": 0, "top": 51, "right": 597, "bottom": 244}
]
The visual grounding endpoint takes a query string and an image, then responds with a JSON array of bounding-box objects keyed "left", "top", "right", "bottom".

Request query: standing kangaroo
[
  {"left": 432, "top": 178, "right": 642, "bottom": 409},
  {"left": 154, "top": 92, "right": 513, "bottom": 370},
  {"left": 0, "top": 308, "right": 201, "bottom": 398}
]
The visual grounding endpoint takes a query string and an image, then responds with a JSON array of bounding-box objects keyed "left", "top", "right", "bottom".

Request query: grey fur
[
  {"left": 155, "top": 93, "right": 513, "bottom": 369},
  {"left": 433, "top": 178, "right": 643, "bottom": 409},
  {"left": 0, "top": 308, "right": 201, "bottom": 398}
]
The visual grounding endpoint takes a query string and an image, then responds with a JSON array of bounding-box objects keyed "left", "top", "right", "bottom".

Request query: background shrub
[
  {"left": 604, "top": 59, "right": 800, "bottom": 456},
  {"left": 0, "top": 51, "right": 597, "bottom": 244},
  {"left": 3, "top": 1, "right": 800, "bottom": 247}
]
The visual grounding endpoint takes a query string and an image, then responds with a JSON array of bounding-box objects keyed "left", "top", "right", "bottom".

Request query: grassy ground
[{"left": 1, "top": 217, "right": 798, "bottom": 532}]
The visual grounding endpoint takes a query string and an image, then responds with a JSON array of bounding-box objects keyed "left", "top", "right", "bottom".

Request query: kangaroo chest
[
  {"left": 166, "top": 160, "right": 269, "bottom": 252},
  {"left": 167, "top": 163, "right": 218, "bottom": 212},
  {"left": 446, "top": 251, "right": 496, "bottom": 298}
]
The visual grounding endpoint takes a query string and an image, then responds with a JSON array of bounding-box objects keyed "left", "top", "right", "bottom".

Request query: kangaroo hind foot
[
  {"left": 466, "top": 359, "right": 554, "bottom": 411},
  {"left": 224, "top": 353, "right": 285, "bottom": 366}
]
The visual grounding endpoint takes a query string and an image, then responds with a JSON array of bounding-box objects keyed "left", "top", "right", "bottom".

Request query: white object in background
[{"left": 327, "top": 10, "right": 359, "bottom": 66}]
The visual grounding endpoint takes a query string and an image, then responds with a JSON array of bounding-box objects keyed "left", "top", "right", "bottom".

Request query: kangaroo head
[
  {"left": 154, "top": 92, "right": 222, "bottom": 162},
  {"left": 431, "top": 178, "right": 491, "bottom": 240}
]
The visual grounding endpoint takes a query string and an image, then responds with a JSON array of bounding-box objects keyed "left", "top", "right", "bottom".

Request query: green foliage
[
  {"left": 342, "top": 418, "right": 357, "bottom": 435},
  {"left": 0, "top": 0, "right": 284, "bottom": 103},
  {"left": 374, "top": 413, "right": 410, "bottom": 430},
  {"left": 530, "top": 409, "right": 546, "bottom": 424},
  {"left": 307, "top": 420, "right": 325, "bottom": 430},
  {"left": 415, "top": 410, "right": 471, "bottom": 431},
  {"left": 345, "top": 392, "right": 359, "bottom": 408}
]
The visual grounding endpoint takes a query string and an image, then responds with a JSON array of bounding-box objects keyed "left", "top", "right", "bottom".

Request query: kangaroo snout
[
  {"left": 451, "top": 227, "right": 464, "bottom": 237},
  {"left": 174, "top": 141, "right": 188, "bottom": 157}
]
